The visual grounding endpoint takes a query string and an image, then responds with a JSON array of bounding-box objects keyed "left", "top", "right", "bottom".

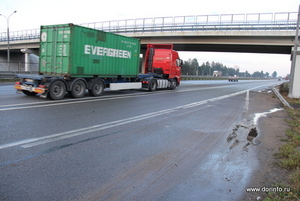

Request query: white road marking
[
  {"left": 0, "top": 83, "right": 273, "bottom": 150},
  {"left": 0, "top": 83, "right": 256, "bottom": 112},
  {"left": 21, "top": 105, "right": 213, "bottom": 148},
  {"left": 244, "top": 90, "right": 250, "bottom": 112}
]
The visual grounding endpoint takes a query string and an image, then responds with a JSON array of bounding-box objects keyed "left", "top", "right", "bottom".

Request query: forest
[{"left": 181, "top": 58, "right": 278, "bottom": 78}]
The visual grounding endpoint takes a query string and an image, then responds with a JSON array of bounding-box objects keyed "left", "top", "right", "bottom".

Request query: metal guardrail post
[{"left": 272, "top": 87, "right": 293, "bottom": 108}]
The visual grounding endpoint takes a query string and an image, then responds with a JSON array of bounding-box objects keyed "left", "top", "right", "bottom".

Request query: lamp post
[{"left": 0, "top": 11, "right": 17, "bottom": 70}]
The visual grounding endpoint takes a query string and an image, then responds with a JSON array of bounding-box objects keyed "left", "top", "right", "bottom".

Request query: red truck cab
[{"left": 144, "top": 44, "right": 182, "bottom": 87}]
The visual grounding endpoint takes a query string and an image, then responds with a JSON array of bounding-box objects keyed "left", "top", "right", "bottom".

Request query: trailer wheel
[
  {"left": 70, "top": 80, "right": 86, "bottom": 98},
  {"left": 49, "top": 80, "right": 66, "bottom": 100},
  {"left": 22, "top": 90, "right": 37, "bottom": 96},
  {"left": 89, "top": 79, "right": 104, "bottom": 97},
  {"left": 148, "top": 79, "right": 157, "bottom": 92}
]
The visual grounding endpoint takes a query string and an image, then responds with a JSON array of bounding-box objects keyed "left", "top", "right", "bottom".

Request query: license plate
[{"left": 23, "top": 85, "right": 32, "bottom": 92}]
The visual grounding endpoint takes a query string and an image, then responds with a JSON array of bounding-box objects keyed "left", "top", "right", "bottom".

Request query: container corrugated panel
[{"left": 39, "top": 23, "right": 140, "bottom": 78}]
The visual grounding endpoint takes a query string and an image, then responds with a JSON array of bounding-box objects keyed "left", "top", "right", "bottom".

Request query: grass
[
  {"left": 264, "top": 83, "right": 300, "bottom": 201},
  {"left": 0, "top": 78, "right": 18, "bottom": 83}
]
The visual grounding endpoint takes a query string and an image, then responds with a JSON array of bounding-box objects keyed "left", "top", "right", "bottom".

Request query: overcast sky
[{"left": 1, "top": 0, "right": 299, "bottom": 76}]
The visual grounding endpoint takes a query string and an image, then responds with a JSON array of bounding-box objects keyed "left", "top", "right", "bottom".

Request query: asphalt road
[{"left": 0, "top": 80, "right": 283, "bottom": 201}]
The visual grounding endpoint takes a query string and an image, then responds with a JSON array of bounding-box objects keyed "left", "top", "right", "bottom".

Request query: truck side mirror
[{"left": 177, "top": 59, "right": 183, "bottom": 67}]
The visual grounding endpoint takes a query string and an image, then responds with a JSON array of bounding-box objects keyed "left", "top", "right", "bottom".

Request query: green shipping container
[{"left": 39, "top": 23, "right": 140, "bottom": 78}]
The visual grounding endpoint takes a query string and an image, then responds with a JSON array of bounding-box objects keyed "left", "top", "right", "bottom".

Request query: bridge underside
[
  {"left": 175, "top": 44, "right": 292, "bottom": 54},
  {"left": 141, "top": 43, "right": 292, "bottom": 54},
  {"left": 137, "top": 34, "right": 294, "bottom": 54}
]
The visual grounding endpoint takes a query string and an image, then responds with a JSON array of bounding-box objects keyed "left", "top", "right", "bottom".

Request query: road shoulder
[{"left": 242, "top": 91, "right": 290, "bottom": 200}]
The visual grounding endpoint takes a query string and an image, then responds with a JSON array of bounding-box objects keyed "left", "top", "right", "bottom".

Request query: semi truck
[
  {"left": 14, "top": 23, "right": 182, "bottom": 100},
  {"left": 213, "top": 71, "right": 222, "bottom": 77}
]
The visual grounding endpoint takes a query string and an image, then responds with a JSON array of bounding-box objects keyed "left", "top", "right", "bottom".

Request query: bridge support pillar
[
  {"left": 24, "top": 52, "right": 30, "bottom": 72},
  {"left": 289, "top": 50, "right": 300, "bottom": 99},
  {"left": 20, "top": 48, "right": 37, "bottom": 72}
]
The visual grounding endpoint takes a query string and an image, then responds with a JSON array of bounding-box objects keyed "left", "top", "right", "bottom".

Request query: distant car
[{"left": 228, "top": 75, "right": 238, "bottom": 82}]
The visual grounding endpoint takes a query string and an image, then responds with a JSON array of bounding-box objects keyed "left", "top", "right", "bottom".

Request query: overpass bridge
[
  {"left": 0, "top": 12, "right": 298, "bottom": 53},
  {"left": 0, "top": 11, "right": 300, "bottom": 97}
]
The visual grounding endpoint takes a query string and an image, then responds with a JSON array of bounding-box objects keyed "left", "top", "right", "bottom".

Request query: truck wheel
[
  {"left": 70, "top": 80, "right": 86, "bottom": 98},
  {"left": 148, "top": 79, "right": 157, "bottom": 92},
  {"left": 49, "top": 80, "right": 66, "bottom": 100},
  {"left": 22, "top": 90, "right": 37, "bottom": 96},
  {"left": 89, "top": 79, "right": 104, "bottom": 96},
  {"left": 169, "top": 79, "right": 176, "bottom": 90}
]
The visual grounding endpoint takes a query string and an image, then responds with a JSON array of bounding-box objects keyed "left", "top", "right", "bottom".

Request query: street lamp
[{"left": 0, "top": 11, "right": 17, "bottom": 70}]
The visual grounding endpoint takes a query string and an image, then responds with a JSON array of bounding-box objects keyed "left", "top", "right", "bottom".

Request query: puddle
[
  {"left": 247, "top": 127, "right": 258, "bottom": 142},
  {"left": 258, "top": 90, "right": 272, "bottom": 93},
  {"left": 227, "top": 108, "right": 283, "bottom": 152},
  {"left": 253, "top": 108, "right": 283, "bottom": 125},
  {"left": 227, "top": 125, "right": 249, "bottom": 143},
  {"left": 227, "top": 126, "right": 259, "bottom": 151}
]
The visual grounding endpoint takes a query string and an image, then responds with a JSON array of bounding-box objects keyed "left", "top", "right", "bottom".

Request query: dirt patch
[{"left": 242, "top": 92, "right": 290, "bottom": 200}]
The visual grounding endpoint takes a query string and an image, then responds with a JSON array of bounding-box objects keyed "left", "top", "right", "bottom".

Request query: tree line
[{"left": 181, "top": 58, "right": 277, "bottom": 78}]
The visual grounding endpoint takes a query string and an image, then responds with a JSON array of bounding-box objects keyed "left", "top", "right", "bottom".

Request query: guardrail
[
  {"left": 180, "top": 75, "right": 275, "bottom": 80},
  {"left": 272, "top": 87, "right": 293, "bottom": 108},
  {"left": 0, "top": 61, "right": 39, "bottom": 74},
  {"left": 0, "top": 71, "right": 16, "bottom": 79},
  {"left": 0, "top": 71, "right": 39, "bottom": 79},
  {"left": 0, "top": 12, "right": 298, "bottom": 42}
]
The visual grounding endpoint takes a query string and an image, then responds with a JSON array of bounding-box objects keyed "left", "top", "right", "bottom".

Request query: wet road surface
[{"left": 0, "top": 80, "right": 284, "bottom": 200}]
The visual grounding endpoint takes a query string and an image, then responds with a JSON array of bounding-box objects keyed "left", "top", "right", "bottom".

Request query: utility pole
[{"left": 0, "top": 11, "right": 17, "bottom": 70}]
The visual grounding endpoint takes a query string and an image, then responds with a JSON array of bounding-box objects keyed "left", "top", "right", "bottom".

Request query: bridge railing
[
  {"left": 0, "top": 12, "right": 298, "bottom": 42},
  {"left": 0, "top": 28, "right": 40, "bottom": 42}
]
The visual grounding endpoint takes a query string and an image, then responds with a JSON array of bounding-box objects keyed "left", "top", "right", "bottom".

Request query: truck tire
[
  {"left": 89, "top": 79, "right": 104, "bottom": 97},
  {"left": 148, "top": 79, "right": 157, "bottom": 92},
  {"left": 49, "top": 80, "right": 66, "bottom": 100},
  {"left": 70, "top": 80, "right": 86, "bottom": 98},
  {"left": 169, "top": 79, "right": 176, "bottom": 90}
]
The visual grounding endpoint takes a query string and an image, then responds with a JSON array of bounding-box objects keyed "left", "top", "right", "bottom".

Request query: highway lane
[{"left": 0, "top": 80, "right": 283, "bottom": 200}]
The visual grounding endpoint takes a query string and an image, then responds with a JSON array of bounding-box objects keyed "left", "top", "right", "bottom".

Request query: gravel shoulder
[{"left": 242, "top": 90, "right": 290, "bottom": 200}]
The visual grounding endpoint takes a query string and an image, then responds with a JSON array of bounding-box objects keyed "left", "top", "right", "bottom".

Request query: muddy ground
[{"left": 242, "top": 90, "right": 290, "bottom": 200}]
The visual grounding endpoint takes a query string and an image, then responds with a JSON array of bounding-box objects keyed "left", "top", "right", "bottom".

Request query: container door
[{"left": 40, "top": 25, "right": 71, "bottom": 76}]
